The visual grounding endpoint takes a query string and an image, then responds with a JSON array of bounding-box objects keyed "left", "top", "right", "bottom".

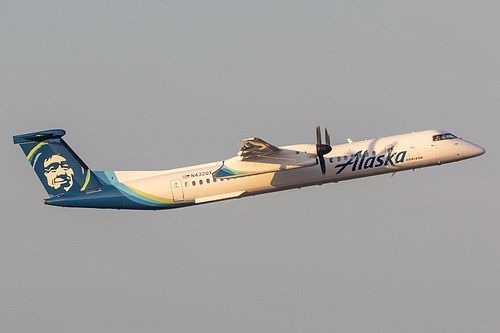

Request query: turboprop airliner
[{"left": 13, "top": 126, "right": 485, "bottom": 210}]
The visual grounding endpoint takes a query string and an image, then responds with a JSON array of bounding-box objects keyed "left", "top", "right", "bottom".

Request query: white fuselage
[{"left": 110, "top": 129, "right": 485, "bottom": 208}]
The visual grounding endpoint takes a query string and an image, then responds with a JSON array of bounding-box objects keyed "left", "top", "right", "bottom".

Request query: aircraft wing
[{"left": 214, "top": 137, "right": 317, "bottom": 179}]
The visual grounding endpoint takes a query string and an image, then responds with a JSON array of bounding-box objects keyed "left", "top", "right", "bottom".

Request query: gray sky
[{"left": 1, "top": 1, "right": 499, "bottom": 332}]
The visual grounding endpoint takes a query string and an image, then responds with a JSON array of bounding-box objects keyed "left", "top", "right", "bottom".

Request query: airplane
[{"left": 13, "top": 126, "right": 485, "bottom": 210}]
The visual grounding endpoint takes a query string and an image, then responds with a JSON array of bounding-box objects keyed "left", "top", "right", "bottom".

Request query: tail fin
[{"left": 13, "top": 129, "right": 104, "bottom": 197}]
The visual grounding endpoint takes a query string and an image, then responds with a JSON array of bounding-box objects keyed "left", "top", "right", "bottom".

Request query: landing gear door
[{"left": 170, "top": 179, "right": 184, "bottom": 202}]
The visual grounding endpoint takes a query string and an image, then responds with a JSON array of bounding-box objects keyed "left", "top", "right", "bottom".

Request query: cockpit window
[{"left": 433, "top": 133, "right": 457, "bottom": 141}]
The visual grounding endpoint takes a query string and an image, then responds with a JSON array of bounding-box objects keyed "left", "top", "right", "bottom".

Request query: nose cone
[{"left": 465, "top": 142, "right": 486, "bottom": 158}]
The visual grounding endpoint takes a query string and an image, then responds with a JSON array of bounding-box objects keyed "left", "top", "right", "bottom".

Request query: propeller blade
[
  {"left": 318, "top": 155, "right": 326, "bottom": 174},
  {"left": 315, "top": 125, "right": 332, "bottom": 175}
]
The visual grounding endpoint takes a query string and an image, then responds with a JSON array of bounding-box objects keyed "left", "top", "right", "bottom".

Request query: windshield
[{"left": 433, "top": 133, "right": 457, "bottom": 141}]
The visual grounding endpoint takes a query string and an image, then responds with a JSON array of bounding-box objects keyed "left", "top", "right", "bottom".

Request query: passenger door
[{"left": 170, "top": 179, "right": 184, "bottom": 202}]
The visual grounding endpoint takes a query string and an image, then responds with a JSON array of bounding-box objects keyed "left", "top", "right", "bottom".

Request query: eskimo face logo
[{"left": 43, "top": 154, "right": 74, "bottom": 191}]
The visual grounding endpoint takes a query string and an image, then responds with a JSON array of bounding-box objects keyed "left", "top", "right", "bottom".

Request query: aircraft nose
[{"left": 467, "top": 142, "right": 486, "bottom": 158}]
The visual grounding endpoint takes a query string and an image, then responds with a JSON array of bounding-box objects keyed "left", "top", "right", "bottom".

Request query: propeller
[{"left": 316, "top": 125, "right": 332, "bottom": 175}]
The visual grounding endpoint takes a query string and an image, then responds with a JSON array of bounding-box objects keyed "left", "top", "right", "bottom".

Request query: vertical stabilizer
[{"left": 13, "top": 129, "right": 104, "bottom": 197}]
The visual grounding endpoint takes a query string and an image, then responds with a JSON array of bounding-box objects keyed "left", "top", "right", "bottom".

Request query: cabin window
[
  {"left": 206, "top": 178, "right": 210, "bottom": 184},
  {"left": 344, "top": 156, "right": 348, "bottom": 160},
  {"left": 372, "top": 151, "right": 376, "bottom": 156},
  {"left": 213, "top": 178, "right": 217, "bottom": 183},
  {"left": 364, "top": 151, "right": 369, "bottom": 157},
  {"left": 185, "top": 182, "right": 188, "bottom": 187},
  {"left": 199, "top": 180, "right": 203, "bottom": 185},
  {"left": 192, "top": 181, "right": 196, "bottom": 186},
  {"left": 329, "top": 158, "right": 333, "bottom": 163},
  {"left": 337, "top": 157, "right": 341, "bottom": 162},
  {"left": 433, "top": 133, "right": 458, "bottom": 141}
]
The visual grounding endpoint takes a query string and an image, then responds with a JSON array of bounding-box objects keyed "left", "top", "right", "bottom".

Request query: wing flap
[{"left": 238, "top": 137, "right": 280, "bottom": 159}]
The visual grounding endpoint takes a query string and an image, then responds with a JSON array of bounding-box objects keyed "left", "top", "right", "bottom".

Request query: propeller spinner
[{"left": 316, "top": 125, "right": 332, "bottom": 175}]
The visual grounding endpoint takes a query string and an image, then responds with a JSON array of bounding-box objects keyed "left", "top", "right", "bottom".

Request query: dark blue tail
[{"left": 13, "top": 129, "right": 104, "bottom": 197}]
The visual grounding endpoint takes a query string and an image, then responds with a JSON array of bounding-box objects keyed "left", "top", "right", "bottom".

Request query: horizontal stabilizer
[{"left": 13, "top": 129, "right": 66, "bottom": 144}]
